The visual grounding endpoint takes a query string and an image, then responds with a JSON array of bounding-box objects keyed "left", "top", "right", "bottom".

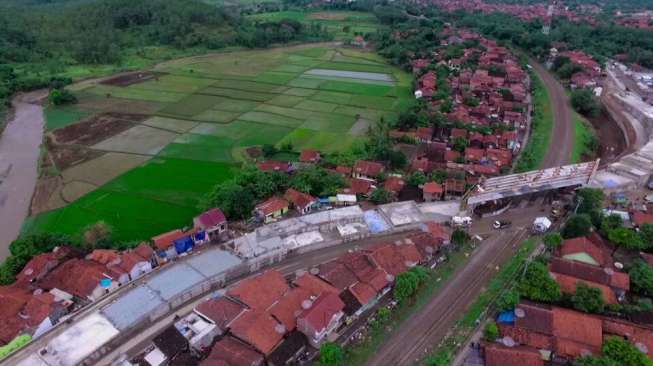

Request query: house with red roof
[
  {"left": 227, "top": 270, "right": 289, "bottom": 312},
  {"left": 194, "top": 296, "right": 245, "bottom": 335},
  {"left": 256, "top": 160, "right": 291, "bottom": 173},
  {"left": 416, "top": 127, "right": 433, "bottom": 143},
  {"left": 229, "top": 309, "right": 284, "bottom": 356},
  {"left": 293, "top": 273, "right": 339, "bottom": 297},
  {"left": 422, "top": 181, "right": 443, "bottom": 202},
  {"left": 383, "top": 176, "right": 405, "bottom": 197},
  {"left": 269, "top": 287, "right": 312, "bottom": 332},
  {"left": 297, "top": 292, "right": 345, "bottom": 347},
  {"left": 633, "top": 211, "right": 653, "bottom": 227},
  {"left": 465, "top": 147, "right": 486, "bottom": 163},
  {"left": 345, "top": 178, "right": 374, "bottom": 196},
  {"left": 486, "top": 148, "right": 512, "bottom": 167},
  {"left": 483, "top": 342, "right": 544, "bottom": 366},
  {"left": 15, "top": 246, "right": 71, "bottom": 284},
  {"left": 39, "top": 258, "right": 118, "bottom": 302},
  {"left": 151, "top": 228, "right": 189, "bottom": 259},
  {"left": 284, "top": 188, "right": 318, "bottom": 215},
  {"left": 201, "top": 336, "right": 264, "bottom": 366},
  {"left": 299, "top": 149, "right": 320, "bottom": 164},
  {"left": 422, "top": 222, "right": 451, "bottom": 246},
  {"left": 444, "top": 149, "right": 462, "bottom": 163},
  {"left": 558, "top": 236, "right": 612, "bottom": 267},
  {"left": 317, "top": 260, "right": 358, "bottom": 293},
  {"left": 255, "top": 197, "right": 289, "bottom": 223},
  {"left": 352, "top": 160, "right": 385, "bottom": 181},
  {"left": 193, "top": 208, "right": 227, "bottom": 239}
]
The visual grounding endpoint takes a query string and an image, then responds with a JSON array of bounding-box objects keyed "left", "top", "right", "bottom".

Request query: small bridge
[{"left": 463, "top": 160, "right": 600, "bottom": 209}]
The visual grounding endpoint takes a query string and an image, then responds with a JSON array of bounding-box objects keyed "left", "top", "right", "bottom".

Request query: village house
[
  {"left": 299, "top": 149, "right": 320, "bottom": 164},
  {"left": 296, "top": 292, "right": 345, "bottom": 347},
  {"left": 255, "top": 197, "right": 289, "bottom": 223},
  {"left": 193, "top": 208, "right": 228, "bottom": 240},
  {"left": 39, "top": 258, "right": 119, "bottom": 303},
  {"left": 256, "top": 160, "right": 291, "bottom": 173},
  {"left": 383, "top": 176, "right": 405, "bottom": 198},
  {"left": 15, "top": 246, "right": 72, "bottom": 284},
  {"left": 422, "top": 181, "right": 444, "bottom": 202},
  {"left": 284, "top": 188, "right": 318, "bottom": 215},
  {"left": 353, "top": 160, "right": 385, "bottom": 181}
]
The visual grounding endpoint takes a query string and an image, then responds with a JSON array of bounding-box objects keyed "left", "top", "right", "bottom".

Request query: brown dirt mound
[
  {"left": 50, "top": 112, "right": 148, "bottom": 146},
  {"left": 100, "top": 71, "right": 166, "bottom": 87},
  {"left": 587, "top": 109, "right": 628, "bottom": 166}
]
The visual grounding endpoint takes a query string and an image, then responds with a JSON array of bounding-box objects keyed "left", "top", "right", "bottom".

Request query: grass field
[
  {"left": 26, "top": 44, "right": 412, "bottom": 241},
  {"left": 571, "top": 112, "right": 597, "bottom": 163},
  {"left": 248, "top": 10, "right": 380, "bottom": 39},
  {"left": 514, "top": 73, "right": 553, "bottom": 172}
]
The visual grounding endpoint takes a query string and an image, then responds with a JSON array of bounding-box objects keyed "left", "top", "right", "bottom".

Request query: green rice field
[{"left": 28, "top": 44, "right": 412, "bottom": 241}]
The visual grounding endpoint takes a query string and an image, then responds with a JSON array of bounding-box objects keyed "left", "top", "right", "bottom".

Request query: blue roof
[
  {"left": 363, "top": 210, "right": 390, "bottom": 233},
  {"left": 497, "top": 310, "right": 515, "bottom": 324},
  {"left": 101, "top": 285, "right": 165, "bottom": 330}
]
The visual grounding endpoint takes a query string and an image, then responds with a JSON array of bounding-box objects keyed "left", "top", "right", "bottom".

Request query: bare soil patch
[
  {"left": 51, "top": 112, "right": 147, "bottom": 146},
  {"left": 47, "top": 143, "right": 104, "bottom": 171},
  {"left": 30, "top": 176, "right": 63, "bottom": 214},
  {"left": 588, "top": 109, "right": 628, "bottom": 165},
  {"left": 100, "top": 71, "right": 166, "bottom": 87},
  {"left": 61, "top": 181, "right": 97, "bottom": 203},
  {"left": 92, "top": 125, "right": 178, "bottom": 155},
  {"left": 61, "top": 153, "right": 149, "bottom": 186}
]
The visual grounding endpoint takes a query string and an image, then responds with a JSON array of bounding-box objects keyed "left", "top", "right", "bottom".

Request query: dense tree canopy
[{"left": 518, "top": 261, "right": 561, "bottom": 302}]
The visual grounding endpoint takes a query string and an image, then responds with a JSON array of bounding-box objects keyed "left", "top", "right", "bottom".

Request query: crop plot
[{"left": 27, "top": 43, "right": 412, "bottom": 241}]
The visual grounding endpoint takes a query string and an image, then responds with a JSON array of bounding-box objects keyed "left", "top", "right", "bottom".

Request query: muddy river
[{"left": 0, "top": 91, "right": 46, "bottom": 260}]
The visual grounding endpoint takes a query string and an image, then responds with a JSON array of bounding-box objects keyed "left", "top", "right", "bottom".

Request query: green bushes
[{"left": 393, "top": 266, "right": 431, "bottom": 303}]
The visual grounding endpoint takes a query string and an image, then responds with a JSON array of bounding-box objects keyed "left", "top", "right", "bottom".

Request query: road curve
[{"left": 531, "top": 60, "right": 575, "bottom": 167}]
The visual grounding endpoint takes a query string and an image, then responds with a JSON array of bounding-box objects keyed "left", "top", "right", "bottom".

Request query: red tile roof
[
  {"left": 416, "top": 127, "right": 433, "bottom": 141},
  {"left": 559, "top": 236, "right": 611, "bottom": 267},
  {"left": 423, "top": 182, "right": 443, "bottom": 194},
  {"left": 284, "top": 188, "right": 316, "bottom": 210},
  {"left": 256, "top": 160, "right": 290, "bottom": 172},
  {"left": 444, "top": 150, "right": 461, "bottom": 162},
  {"left": 349, "top": 282, "right": 377, "bottom": 306},
  {"left": 424, "top": 222, "right": 451, "bottom": 243},
  {"left": 549, "top": 257, "right": 629, "bottom": 291},
  {"left": 196, "top": 208, "right": 227, "bottom": 229},
  {"left": 353, "top": 160, "right": 384, "bottom": 178},
  {"left": 347, "top": 178, "right": 373, "bottom": 195},
  {"left": 39, "top": 259, "right": 109, "bottom": 299},
  {"left": 551, "top": 271, "right": 617, "bottom": 304},
  {"left": 134, "top": 243, "right": 154, "bottom": 260},
  {"left": 450, "top": 128, "right": 467, "bottom": 138},
  {"left": 383, "top": 176, "right": 405, "bottom": 194},
  {"left": 514, "top": 301, "right": 554, "bottom": 335},
  {"left": 360, "top": 268, "right": 390, "bottom": 292},
  {"left": 336, "top": 166, "right": 352, "bottom": 175},
  {"left": 16, "top": 253, "right": 59, "bottom": 283},
  {"left": 229, "top": 310, "right": 284, "bottom": 355},
  {"left": 486, "top": 148, "right": 512, "bottom": 167},
  {"left": 366, "top": 244, "right": 407, "bottom": 276},
  {"left": 293, "top": 273, "right": 339, "bottom": 297},
  {"left": 484, "top": 343, "right": 543, "bottom": 366},
  {"left": 317, "top": 261, "right": 358, "bottom": 291},
  {"left": 88, "top": 249, "right": 120, "bottom": 265},
  {"left": 117, "top": 252, "right": 146, "bottom": 273},
  {"left": 299, "top": 149, "right": 320, "bottom": 163},
  {"left": 227, "top": 270, "right": 289, "bottom": 311},
  {"left": 23, "top": 292, "right": 62, "bottom": 327},
  {"left": 255, "top": 197, "right": 289, "bottom": 217},
  {"left": 551, "top": 307, "right": 603, "bottom": 348},
  {"left": 202, "top": 336, "right": 264, "bottom": 366},
  {"left": 298, "top": 292, "right": 344, "bottom": 332},
  {"left": 498, "top": 323, "right": 553, "bottom": 349},
  {"left": 633, "top": 211, "right": 653, "bottom": 227},
  {"left": 269, "top": 287, "right": 311, "bottom": 332},
  {"left": 196, "top": 296, "right": 245, "bottom": 329},
  {"left": 465, "top": 147, "right": 485, "bottom": 162},
  {"left": 152, "top": 229, "right": 188, "bottom": 251},
  {"left": 408, "top": 232, "right": 441, "bottom": 258},
  {"left": 395, "top": 242, "right": 423, "bottom": 265}
]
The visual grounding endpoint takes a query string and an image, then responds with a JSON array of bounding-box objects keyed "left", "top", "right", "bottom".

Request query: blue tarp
[
  {"left": 194, "top": 231, "right": 207, "bottom": 242},
  {"left": 319, "top": 197, "right": 331, "bottom": 205},
  {"left": 100, "top": 278, "right": 112, "bottom": 289},
  {"left": 497, "top": 310, "right": 515, "bottom": 324},
  {"left": 363, "top": 211, "right": 390, "bottom": 233},
  {"left": 174, "top": 236, "right": 194, "bottom": 254}
]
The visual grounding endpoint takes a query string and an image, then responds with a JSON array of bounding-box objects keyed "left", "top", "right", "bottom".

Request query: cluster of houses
[
  {"left": 550, "top": 48, "right": 603, "bottom": 91},
  {"left": 614, "top": 11, "right": 653, "bottom": 31},
  {"left": 0, "top": 243, "right": 155, "bottom": 347},
  {"left": 147, "top": 222, "right": 451, "bottom": 366},
  {"left": 0, "top": 207, "right": 231, "bottom": 348},
  {"left": 403, "top": 30, "right": 526, "bottom": 183},
  {"left": 482, "top": 232, "right": 653, "bottom": 365},
  {"left": 431, "top": 0, "right": 597, "bottom": 25}
]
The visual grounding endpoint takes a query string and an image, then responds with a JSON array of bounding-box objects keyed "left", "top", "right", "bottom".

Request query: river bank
[{"left": 0, "top": 90, "right": 47, "bottom": 260}]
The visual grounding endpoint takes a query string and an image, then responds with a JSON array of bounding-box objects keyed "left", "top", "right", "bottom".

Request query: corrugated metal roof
[
  {"left": 186, "top": 249, "right": 242, "bottom": 278},
  {"left": 145, "top": 262, "right": 205, "bottom": 301},
  {"left": 101, "top": 285, "right": 165, "bottom": 331}
]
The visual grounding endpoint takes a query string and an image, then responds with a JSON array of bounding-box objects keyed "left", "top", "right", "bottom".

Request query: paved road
[
  {"left": 531, "top": 61, "right": 574, "bottom": 168},
  {"left": 0, "top": 91, "right": 46, "bottom": 260}
]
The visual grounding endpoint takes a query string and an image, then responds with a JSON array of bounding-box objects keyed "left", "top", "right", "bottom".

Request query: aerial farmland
[{"left": 25, "top": 44, "right": 412, "bottom": 241}]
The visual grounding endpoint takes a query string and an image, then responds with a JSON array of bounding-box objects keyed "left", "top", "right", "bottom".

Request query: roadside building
[
  {"left": 299, "top": 149, "right": 320, "bottom": 164},
  {"left": 194, "top": 296, "right": 245, "bottom": 335},
  {"left": 193, "top": 208, "right": 228, "bottom": 240},
  {"left": 422, "top": 182, "right": 443, "bottom": 202},
  {"left": 256, "top": 161, "right": 291, "bottom": 173},
  {"left": 296, "top": 292, "right": 345, "bottom": 347},
  {"left": 255, "top": 197, "right": 290, "bottom": 224},
  {"left": 15, "top": 246, "right": 71, "bottom": 284},
  {"left": 285, "top": 188, "right": 318, "bottom": 215},
  {"left": 152, "top": 229, "right": 189, "bottom": 260},
  {"left": 39, "top": 258, "right": 119, "bottom": 303},
  {"left": 202, "top": 336, "right": 264, "bottom": 366},
  {"left": 229, "top": 309, "right": 284, "bottom": 356}
]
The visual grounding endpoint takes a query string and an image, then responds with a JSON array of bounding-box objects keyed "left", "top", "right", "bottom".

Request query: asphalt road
[{"left": 531, "top": 60, "right": 575, "bottom": 168}]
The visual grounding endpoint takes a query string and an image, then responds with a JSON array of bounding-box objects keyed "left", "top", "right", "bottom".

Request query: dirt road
[
  {"left": 0, "top": 91, "right": 46, "bottom": 259},
  {"left": 531, "top": 61, "right": 574, "bottom": 167}
]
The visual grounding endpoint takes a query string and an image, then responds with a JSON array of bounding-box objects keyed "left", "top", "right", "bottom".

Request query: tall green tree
[
  {"left": 562, "top": 214, "right": 593, "bottom": 239},
  {"left": 571, "top": 283, "right": 605, "bottom": 314},
  {"left": 518, "top": 261, "right": 561, "bottom": 303},
  {"left": 317, "top": 342, "right": 344, "bottom": 366}
]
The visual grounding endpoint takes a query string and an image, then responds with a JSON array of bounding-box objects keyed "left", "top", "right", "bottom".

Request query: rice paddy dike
[{"left": 26, "top": 44, "right": 413, "bottom": 242}]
